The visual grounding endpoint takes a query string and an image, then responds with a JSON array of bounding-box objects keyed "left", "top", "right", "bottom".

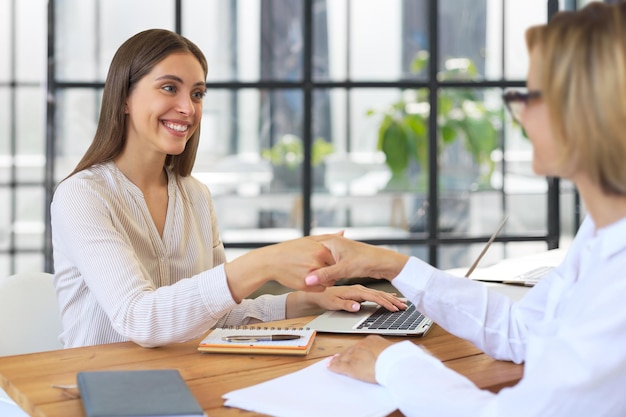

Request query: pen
[
  {"left": 222, "top": 335, "right": 302, "bottom": 343},
  {"left": 464, "top": 215, "right": 509, "bottom": 278}
]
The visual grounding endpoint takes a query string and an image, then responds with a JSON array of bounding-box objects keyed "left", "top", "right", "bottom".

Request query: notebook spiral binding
[{"left": 221, "top": 325, "right": 311, "bottom": 331}]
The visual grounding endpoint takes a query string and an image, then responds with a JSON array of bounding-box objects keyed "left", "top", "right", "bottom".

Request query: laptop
[
  {"left": 307, "top": 300, "right": 433, "bottom": 337},
  {"left": 307, "top": 217, "right": 510, "bottom": 338}
]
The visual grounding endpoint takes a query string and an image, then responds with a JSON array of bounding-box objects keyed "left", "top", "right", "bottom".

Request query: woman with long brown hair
[{"left": 51, "top": 29, "right": 404, "bottom": 348}]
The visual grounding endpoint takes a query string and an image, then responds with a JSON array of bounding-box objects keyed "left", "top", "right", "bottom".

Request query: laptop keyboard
[{"left": 356, "top": 302, "right": 426, "bottom": 331}]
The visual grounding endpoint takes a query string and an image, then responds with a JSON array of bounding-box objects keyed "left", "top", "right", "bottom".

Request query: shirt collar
[{"left": 591, "top": 215, "right": 626, "bottom": 260}]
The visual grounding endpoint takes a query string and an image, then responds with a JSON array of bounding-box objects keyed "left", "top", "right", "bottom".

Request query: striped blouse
[{"left": 51, "top": 161, "right": 287, "bottom": 348}]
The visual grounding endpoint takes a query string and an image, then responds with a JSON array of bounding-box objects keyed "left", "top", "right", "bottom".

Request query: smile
[{"left": 162, "top": 121, "right": 189, "bottom": 132}]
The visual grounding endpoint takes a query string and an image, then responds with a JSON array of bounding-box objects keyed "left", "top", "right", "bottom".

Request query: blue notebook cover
[{"left": 77, "top": 369, "right": 205, "bottom": 417}]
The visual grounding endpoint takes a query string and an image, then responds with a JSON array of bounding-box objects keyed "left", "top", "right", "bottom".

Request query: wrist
[
  {"left": 224, "top": 249, "right": 270, "bottom": 302},
  {"left": 386, "top": 252, "right": 410, "bottom": 279},
  {"left": 285, "top": 291, "right": 324, "bottom": 318},
  {"left": 368, "top": 248, "right": 409, "bottom": 281}
]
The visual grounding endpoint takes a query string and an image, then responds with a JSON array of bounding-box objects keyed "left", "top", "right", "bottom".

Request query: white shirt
[
  {"left": 51, "top": 162, "right": 287, "bottom": 348},
  {"left": 377, "top": 215, "right": 626, "bottom": 417}
]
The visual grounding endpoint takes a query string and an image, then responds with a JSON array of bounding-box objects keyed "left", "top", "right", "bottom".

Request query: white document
[{"left": 223, "top": 357, "right": 397, "bottom": 417}]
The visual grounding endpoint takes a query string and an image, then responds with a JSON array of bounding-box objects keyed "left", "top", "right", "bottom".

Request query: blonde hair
[
  {"left": 526, "top": 2, "right": 626, "bottom": 195},
  {"left": 65, "top": 29, "right": 208, "bottom": 181}
]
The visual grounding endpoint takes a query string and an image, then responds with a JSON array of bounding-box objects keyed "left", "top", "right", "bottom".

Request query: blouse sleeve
[{"left": 52, "top": 175, "right": 263, "bottom": 347}]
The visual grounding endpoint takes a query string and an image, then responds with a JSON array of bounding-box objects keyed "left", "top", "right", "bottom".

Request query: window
[
  {"left": 0, "top": 0, "right": 587, "bottom": 276},
  {"left": 0, "top": 0, "right": 47, "bottom": 275}
]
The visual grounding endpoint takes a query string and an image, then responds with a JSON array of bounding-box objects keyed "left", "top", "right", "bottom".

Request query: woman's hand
[
  {"left": 327, "top": 335, "right": 394, "bottom": 383},
  {"left": 286, "top": 285, "right": 407, "bottom": 318},
  {"left": 306, "top": 234, "right": 410, "bottom": 287},
  {"left": 225, "top": 237, "right": 334, "bottom": 301}
]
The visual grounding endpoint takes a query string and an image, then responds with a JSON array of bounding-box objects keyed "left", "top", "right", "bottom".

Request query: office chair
[{"left": 0, "top": 272, "right": 64, "bottom": 417}]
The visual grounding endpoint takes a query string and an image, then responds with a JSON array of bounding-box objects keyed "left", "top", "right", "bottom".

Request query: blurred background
[{"left": 1, "top": 0, "right": 595, "bottom": 278}]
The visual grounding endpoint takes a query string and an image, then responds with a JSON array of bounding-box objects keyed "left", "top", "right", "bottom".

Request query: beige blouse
[{"left": 51, "top": 161, "right": 286, "bottom": 348}]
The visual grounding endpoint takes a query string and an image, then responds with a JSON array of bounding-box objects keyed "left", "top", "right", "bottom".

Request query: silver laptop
[{"left": 307, "top": 300, "right": 433, "bottom": 337}]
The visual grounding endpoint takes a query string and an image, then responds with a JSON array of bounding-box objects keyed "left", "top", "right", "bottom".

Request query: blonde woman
[{"left": 307, "top": 3, "right": 626, "bottom": 416}]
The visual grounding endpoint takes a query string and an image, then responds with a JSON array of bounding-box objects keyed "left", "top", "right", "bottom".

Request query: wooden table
[{"left": 0, "top": 317, "right": 523, "bottom": 417}]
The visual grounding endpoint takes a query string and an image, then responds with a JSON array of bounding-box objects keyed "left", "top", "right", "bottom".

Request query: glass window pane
[
  {"left": 351, "top": 88, "right": 413, "bottom": 153},
  {"left": 313, "top": 87, "right": 429, "bottom": 235},
  {"left": 347, "top": 87, "right": 431, "bottom": 195},
  {"left": 193, "top": 88, "right": 305, "bottom": 236},
  {"left": 311, "top": 0, "right": 350, "bottom": 81},
  {"left": 0, "top": 0, "right": 10, "bottom": 81},
  {"left": 439, "top": 0, "right": 489, "bottom": 80},
  {"left": 16, "top": 0, "right": 47, "bottom": 82},
  {"left": 183, "top": 0, "right": 260, "bottom": 82},
  {"left": 55, "top": 0, "right": 174, "bottom": 81},
  {"left": 194, "top": 88, "right": 306, "bottom": 170},
  {"left": 559, "top": 180, "right": 582, "bottom": 247},
  {"left": 184, "top": 0, "right": 303, "bottom": 82},
  {"left": 0, "top": 254, "right": 8, "bottom": 277},
  {"left": 438, "top": 87, "right": 501, "bottom": 189},
  {"left": 55, "top": 89, "right": 101, "bottom": 181},
  {"left": 55, "top": 1, "right": 98, "bottom": 81},
  {"left": 15, "top": 186, "right": 45, "bottom": 250},
  {"left": 259, "top": 0, "right": 304, "bottom": 81},
  {"left": 504, "top": 0, "right": 547, "bottom": 79},
  {"left": 0, "top": 87, "right": 10, "bottom": 185},
  {"left": 506, "top": 191, "right": 548, "bottom": 235},
  {"left": 16, "top": 87, "right": 46, "bottom": 182},
  {"left": 350, "top": 0, "right": 405, "bottom": 81},
  {"left": 500, "top": 100, "right": 548, "bottom": 239},
  {"left": 438, "top": 87, "right": 502, "bottom": 235},
  {"left": 0, "top": 188, "right": 9, "bottom": 250},
  {"left": 319, "top": 0, "right": 347, "bottom": 81},
  {"left": 183, "top": 0, "right": 238, "bottom": 81},
  {"left": 14, "top": 253, "right": 45, "bottom": 275}
]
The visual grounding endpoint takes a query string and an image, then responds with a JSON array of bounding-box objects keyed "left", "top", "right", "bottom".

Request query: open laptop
[
  {"left": 307, "top": 300, "right": 433, "bottom": 337},
  {"left": 307, "top": 217, "right": 512, "bottom": 338}
]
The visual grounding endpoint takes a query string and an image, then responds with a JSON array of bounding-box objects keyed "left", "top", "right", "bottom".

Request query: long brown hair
[{"left": 65, "top": 29, "right": 208, "bottom": 180}]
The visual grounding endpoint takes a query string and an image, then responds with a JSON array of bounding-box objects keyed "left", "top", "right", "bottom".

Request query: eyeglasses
[{"left": 503, "top": 90, "right": 542, "bottom": 124}]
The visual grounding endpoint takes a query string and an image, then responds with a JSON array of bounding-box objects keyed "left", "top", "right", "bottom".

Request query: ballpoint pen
[{"left": 222, "top": 335, "right": 302, "bottom": 343}]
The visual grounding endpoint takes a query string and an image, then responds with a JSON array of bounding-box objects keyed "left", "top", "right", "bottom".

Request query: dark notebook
[{"left": 76, "top": 369, "right": 205, "bottom": 417}]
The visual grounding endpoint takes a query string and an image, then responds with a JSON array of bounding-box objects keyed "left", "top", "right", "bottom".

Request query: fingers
[
  {"left": 357, "top": 290, "right": 406, "bottom": 312},
  {"left": 312, "top": 285, "right": 406, "bottom": 312},
  {"left": 366, "top": 293, "right": 407, "bottom": 312},
  {"left": 305, "top": 265, "right": 342, "bottom": 287},
  {"left": 308, "top": 231, "right": 344, "bottom": 242},
  {"left": 326, "top": 336, "right": 387, "bottom": 383},
  {"left": 267, "top": 237, "right": 338, "bottom": 291},
  {"left": 338, "top": 300, "right": 362, "bottom": 312},
  {"left": 326, "top": 353, "right": 352, "bottom": 377},
  {"left": 315, "top": 242, "right": 337, "bottom": 267}
]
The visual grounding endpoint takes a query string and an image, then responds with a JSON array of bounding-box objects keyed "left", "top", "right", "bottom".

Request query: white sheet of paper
[{"left": 223, "top": 357, "right": 397, "bottom": 417}]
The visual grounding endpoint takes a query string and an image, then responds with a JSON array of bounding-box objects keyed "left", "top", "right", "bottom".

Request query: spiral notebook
[{"left": 198, "top": 326, "right": 316, "bottom": 356}]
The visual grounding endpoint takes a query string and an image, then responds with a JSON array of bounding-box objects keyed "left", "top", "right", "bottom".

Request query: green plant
[
  {"left": 370, "top": 51, "right": 500, "bottom": 191},
  {"left": 261, "top": 134, "right": 334, "bottom": 169}
]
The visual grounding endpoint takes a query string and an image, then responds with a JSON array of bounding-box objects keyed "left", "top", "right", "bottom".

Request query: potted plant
[
  {"left": 261, "top": 134, "right": 334, "bottom": 190},
  {"left": 370, "top": 51, "right": 500, "bottom": 192}
]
